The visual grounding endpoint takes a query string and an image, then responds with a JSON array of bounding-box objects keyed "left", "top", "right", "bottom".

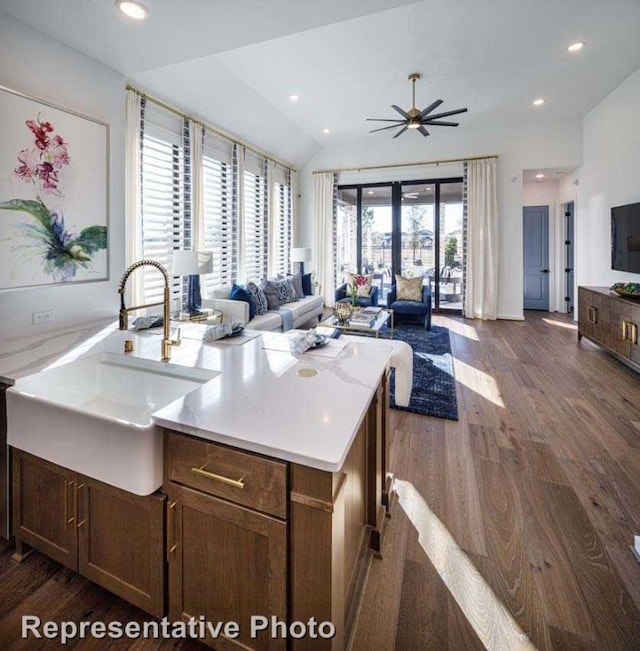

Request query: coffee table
[{"left": 321, "top": 309, "right": 394, "bottom": 339}]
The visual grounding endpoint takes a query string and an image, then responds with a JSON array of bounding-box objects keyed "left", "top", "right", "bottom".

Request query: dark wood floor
[
  {"left": 352, "top": 311, "right": 640, "bottom": 650},
  {"left": 1, "top": 312, "right": 639, "bottom": 650}
]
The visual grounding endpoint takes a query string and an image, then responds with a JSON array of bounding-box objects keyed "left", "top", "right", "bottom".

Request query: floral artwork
[{"left": 0, "top": 86, "right": 108, "bottom": 290}]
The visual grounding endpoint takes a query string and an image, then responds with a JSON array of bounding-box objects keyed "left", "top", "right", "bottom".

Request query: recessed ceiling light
[
  {"left": 426, "top": 186, "right": 432, "bottom": 191},
  {"left": 368, "top": 190, "right": 374, "bottom": 195},
  {"left": 533, "top": 98, "right": 545, "bottom": 106},
  {"left": 289, "top": 95, "right": 299, "bottom": 102},
  {"left": 322, "top": 128, "right": 331, "bottom": 134},
  {"left": 116, "top": 0, "right": 148, "bottom": 20},
  {"left": 567, "top": 41, "right": 585, "bottom": 53},
  {"left": 535, "top": 173, "right": 545, "bottom": 179}
]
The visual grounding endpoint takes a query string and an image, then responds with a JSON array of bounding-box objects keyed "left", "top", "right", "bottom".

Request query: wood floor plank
[{"left": 543, "top": 481, "right": 640, "bottom": 648}]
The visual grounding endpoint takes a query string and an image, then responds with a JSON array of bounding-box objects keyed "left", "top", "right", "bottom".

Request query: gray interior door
[{"left": 523, "top": 206, "right": 550, "bottom": 310}]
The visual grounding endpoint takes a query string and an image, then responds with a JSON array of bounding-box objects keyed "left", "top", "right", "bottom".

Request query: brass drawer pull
[{"left": 191, "top": 465, "right": 245, "bottom": 489}]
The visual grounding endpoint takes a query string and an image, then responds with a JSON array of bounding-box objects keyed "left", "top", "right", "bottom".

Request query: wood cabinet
[
  {"left": 578, "top": 286, "right": 640, "bottom": 373},
  {"left": 164, "top": 375, "right": 389, "bottom": 651},
  {"left": 1, "top": 383, "right": 9, "bottom": 542},
  {"left": 12, "top": 448, "right": 165, "bottom": 617},
  {"left": 165, "top": 433, "right": 287, "bottom": 650}
]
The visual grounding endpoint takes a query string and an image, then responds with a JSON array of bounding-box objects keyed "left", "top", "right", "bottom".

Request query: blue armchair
[
  {"left": 335, "top": 283, "right": 379, "bottom": 307},
  {"left": 387, "top": 284, "right": 432, "bottom": 330}
]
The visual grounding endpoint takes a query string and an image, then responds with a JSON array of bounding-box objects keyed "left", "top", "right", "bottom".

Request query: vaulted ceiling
[{"left": 2, "top": 0, "right": 640, "bottom": 167}]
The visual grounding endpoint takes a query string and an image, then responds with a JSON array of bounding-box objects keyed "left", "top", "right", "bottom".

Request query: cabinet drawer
[{"left": 166, "top": 432, "right": 287, "bottom": 519}]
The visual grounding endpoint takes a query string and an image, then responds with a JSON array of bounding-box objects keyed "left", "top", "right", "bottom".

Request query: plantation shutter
[
  {"left": 242, "top": 150, "right": 268, "bottom": 282},
  {"left": 140, "top": 122, "right": 184, "bottom": 305},
  {"left": 202, "top": 131, "right": 234, "bottom": 295},
  {"left": 272, "top": 165, "right": 292, "bottom": 276}
]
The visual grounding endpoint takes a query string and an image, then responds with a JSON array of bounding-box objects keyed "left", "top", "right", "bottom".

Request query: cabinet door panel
[
  {"left": 607, "top": 300, "right": 631, "bottom": 357},
  {"left": 77, "top": 477, "right": 165, "bottom": 617},
  {"left": 12, "top": 449, "right": 77, "bottom": 569},
  {"left": 168, "top": 485, "right": 286, "bottom": 651}
]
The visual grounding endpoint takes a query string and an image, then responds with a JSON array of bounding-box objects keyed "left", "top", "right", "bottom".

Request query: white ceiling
[{"left": 3, "top": 0, "right": 640, "bottom": 168}]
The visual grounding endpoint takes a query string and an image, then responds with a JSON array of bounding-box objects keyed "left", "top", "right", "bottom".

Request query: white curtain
[
  {"left": 464, "top": 158, "right": 499, "bottom": 320},
  {"left": 190, "top": 120, "right": 204, "bottom": 250},
  {"left": 267, "top": 159, "right": 277, "bottom": 276},
  {"left": 313, "top": 172, "right": 335, "bottom": 306},
  {"left": 125, "top": 90, "right": 143, "bottom": 305}
]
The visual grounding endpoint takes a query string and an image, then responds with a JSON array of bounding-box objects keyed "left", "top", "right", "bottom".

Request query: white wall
[
  {"left": 576, "top": 66, "right": 640, "bottom": 289},
  {"left": 0, "top": 12, "right": 125, "bottom": 341},
  {"left": 299, "top": 122, "right": 582, "bottom": 319}
]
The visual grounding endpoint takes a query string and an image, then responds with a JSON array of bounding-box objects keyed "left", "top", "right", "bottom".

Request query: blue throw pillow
[
  {"left": 246, "top": 281, "right": 268, "bottom": 315},
  {"left": 302, "top": 273, "right": 313, "bottom": 296},
  {"left": 230, "top": 283, "right": 255, "bottom": 320}
]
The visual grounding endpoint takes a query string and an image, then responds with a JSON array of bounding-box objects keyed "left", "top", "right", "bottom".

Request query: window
[
  {"left": 202, "top": 133, "right": 234, "bottom": 296},
  {"left": 272, "top": 177, "right": 292, "bottom": 276},
  {"left": 140, "top": 124, "right": 184, "bottom": 305},
  {"left": 242, "top": 153, "right": 268, "bottom": 282},
  {"left": 133, "top": 97, "right": 296, "bottom": 301}
]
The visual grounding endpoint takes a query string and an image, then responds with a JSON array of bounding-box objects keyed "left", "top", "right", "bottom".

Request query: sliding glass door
[{"left": 337, "top": 178, "right": 463, "bottom": 312}]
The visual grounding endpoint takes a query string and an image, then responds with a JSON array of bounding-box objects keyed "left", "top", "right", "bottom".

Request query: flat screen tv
[{"left": 611, "top": 202, "right": 640, "bottom": 274}]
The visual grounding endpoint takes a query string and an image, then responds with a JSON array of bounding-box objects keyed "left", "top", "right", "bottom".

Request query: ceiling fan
[{"left": 367, "top": 73, "right": 468, "bottom": 138}]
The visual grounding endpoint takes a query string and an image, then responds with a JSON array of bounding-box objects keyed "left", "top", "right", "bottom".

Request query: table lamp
[
  {"left": 291, "top": 247, "right": 312, "bottom": 275},
  {"left": 172, "top": 250, "right": 213, "bottom": 316}
]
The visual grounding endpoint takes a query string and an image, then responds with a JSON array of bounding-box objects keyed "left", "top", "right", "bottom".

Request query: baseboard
[{"left": 497, "top": 314, "right": 525, "bottom": 321}]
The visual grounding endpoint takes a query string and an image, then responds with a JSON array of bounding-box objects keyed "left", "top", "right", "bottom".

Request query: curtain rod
[
  {"left": 126, "top": 84, "right": 296, "bottom": 172},
  {"left": 312, "top": 154, "right": 498, "bottom": 175}
]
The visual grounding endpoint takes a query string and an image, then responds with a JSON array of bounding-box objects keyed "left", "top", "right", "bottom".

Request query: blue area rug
[{"left": 389, "top": 323, "right": 459, "bottom": 420}]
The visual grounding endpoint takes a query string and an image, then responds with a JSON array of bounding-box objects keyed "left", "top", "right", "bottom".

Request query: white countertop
[{"left": 1, "top": 321, "right": 393, "bottom": 472}]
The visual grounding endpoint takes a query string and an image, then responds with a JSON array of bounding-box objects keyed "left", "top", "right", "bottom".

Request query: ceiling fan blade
[
  {"left": 422, "top": 120, "right": 459, "bottom": 127},
  {"left": 393, "top": 126, "right": 408, "bottom": 139},
  {"left": 366, "top": 118, "right": 406, "bottom": 122},
  {"left": 423, "top": 107, "right": 468, "bottom": 120},
  {"left": 419, "top": 99, "right": 443, "bottom": 119},
  {"left": 370, "top": 123, "right": 408, "bottom": 133},
  {"left": 417, "top": 125, "right": 430, "bottom": 137},
  {"left": 391, "top": 104, "right": 411, "bottom": 119}
]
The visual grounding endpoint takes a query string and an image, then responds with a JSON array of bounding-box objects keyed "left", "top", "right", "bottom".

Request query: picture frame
[{"left": 0, "top": 84, "right": 109, "bottom": 291}]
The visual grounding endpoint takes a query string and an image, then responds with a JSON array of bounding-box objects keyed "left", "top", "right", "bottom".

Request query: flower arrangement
[
  {"left": 0, "top": 114, "right": 107, "bottom": 282},
  {"left": 350, "top": 274, "right": 367, "bottom": 306}
]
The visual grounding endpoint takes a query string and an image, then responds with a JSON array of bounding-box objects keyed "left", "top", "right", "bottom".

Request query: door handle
[
  {"left": 541, "top": 269, "right": 550, "bottom": 273},
  {"left": 564, "top": 268, "right": 572, "bottom": 273}
]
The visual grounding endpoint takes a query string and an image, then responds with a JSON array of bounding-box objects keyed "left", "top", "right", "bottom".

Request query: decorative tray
[{"left": 611, "top": 283, "right": 640, "bottom": 299}]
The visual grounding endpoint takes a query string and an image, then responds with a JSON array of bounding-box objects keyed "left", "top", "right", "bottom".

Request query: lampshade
[
  {"left": 172, "top": 250, "right": 198, "bottom": 275},
  {"left": 291, "top": 247, "right": 312, "bottom": 263},
  {"left": 172, "top": 250, "right": 213, "bottom": 275}
]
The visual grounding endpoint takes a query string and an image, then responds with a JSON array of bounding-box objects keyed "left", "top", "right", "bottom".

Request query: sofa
[{"left": 204, "top": 285, "right": 324, "bottom": 331}]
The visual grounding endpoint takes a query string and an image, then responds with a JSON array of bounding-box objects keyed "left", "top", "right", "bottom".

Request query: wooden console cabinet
[
  {"left": 12, "top": 448, "right": 166, "bottom": 617},
  {"left": 578, "top": 286, "right": 640, "bottom": 372}
]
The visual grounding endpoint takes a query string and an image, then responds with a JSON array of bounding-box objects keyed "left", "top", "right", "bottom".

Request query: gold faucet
[{"left": 118, "top": 260, "right": 181, "bottom": 361}]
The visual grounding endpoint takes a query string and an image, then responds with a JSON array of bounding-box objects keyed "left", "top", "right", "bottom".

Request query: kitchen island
[{"left": 2, "top": 322, "right": 396, "bottom": 650}]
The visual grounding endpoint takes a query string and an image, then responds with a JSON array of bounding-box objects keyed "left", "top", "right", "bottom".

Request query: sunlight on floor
[
  {"left": 453, "top": 358, "right": 505, "bottom": 407},
  {"left": 437, "top": 316, "right": 480, "bottom": 341},
  {"left": 542, "top": 318, "right": 577, "bottom": 330},
  {"left": 396, "top": 479, "right": 536, "bottom": 651}
]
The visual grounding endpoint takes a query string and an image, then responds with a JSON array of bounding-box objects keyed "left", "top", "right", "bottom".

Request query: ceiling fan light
[
  {"left": 117, "top": 0, "right": 148, "bottom": 20},
  {"left": 407, "top": 122, "right": 420, "bottom": 129}
]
